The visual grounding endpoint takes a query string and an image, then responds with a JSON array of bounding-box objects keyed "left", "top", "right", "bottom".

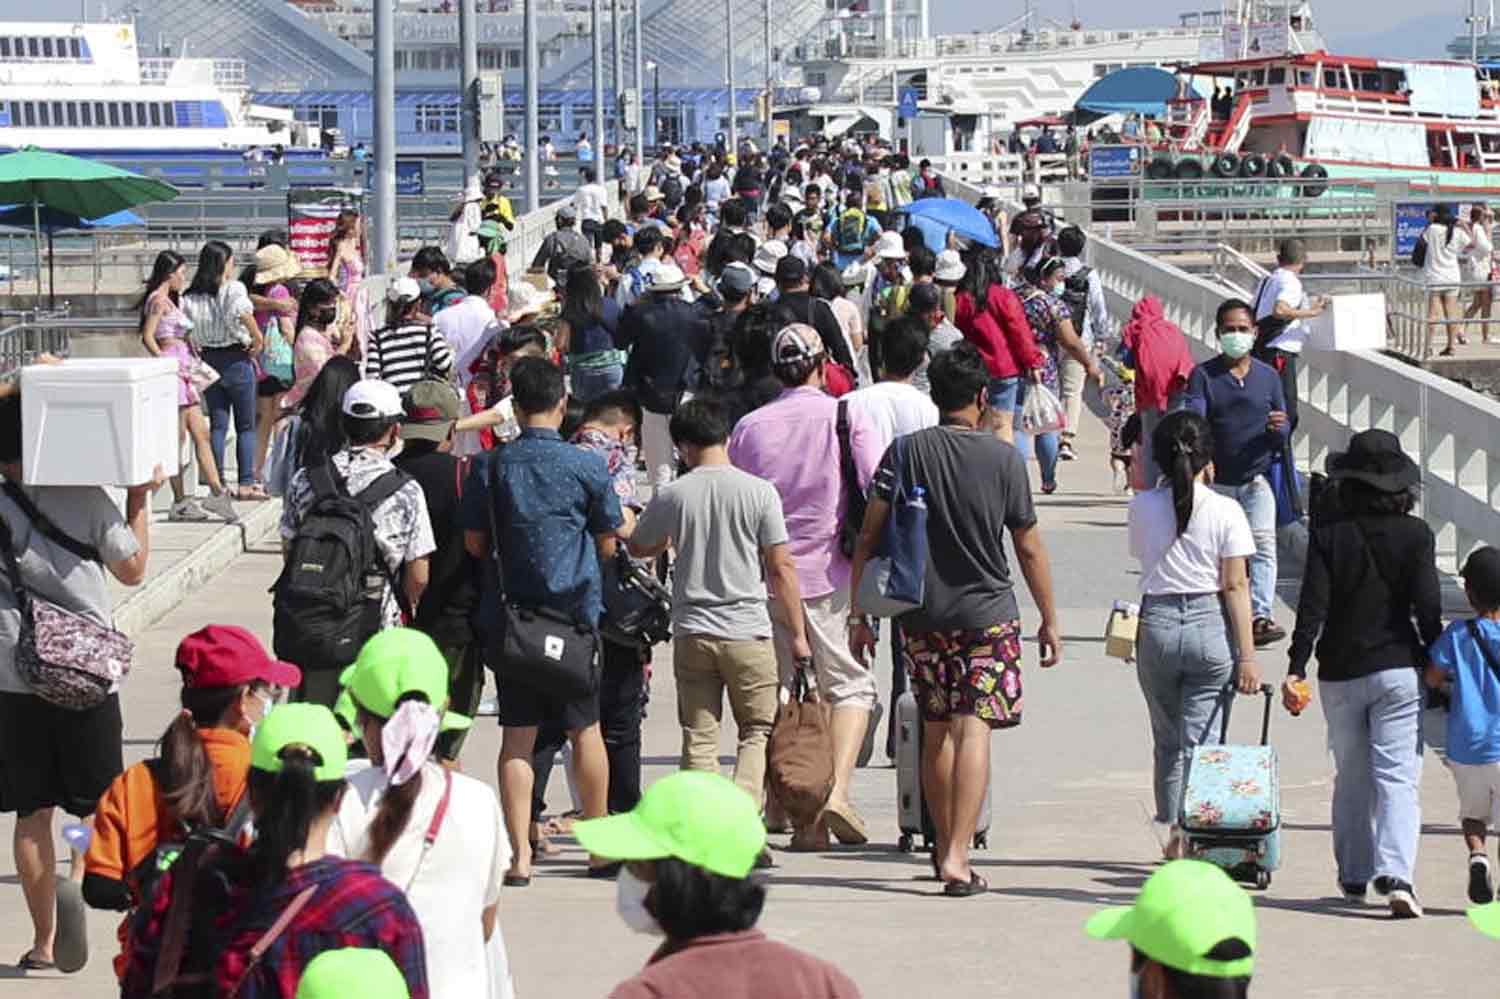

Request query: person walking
[
  {"left": 1056, "top": 226, "right": 1111, "bottom": 461},
  {"left": 1119, "top": 295, "right": 1195, "bottom": 491},
  {"left": 0, "top": 392, "right": 161, "bottom": 974},
  {"left": 1128, "top": 410, "right": 1260, "bottom": 858},
  {"left": 1182, "top": 298, "right": 1291, "bottom": 647},
  {"left": 330, "top": 629, "right": 511, "bottom": 999},
  {"left": 849, "top": 342, "right": 1062, "bottom": 896},
  {"left": 952, "top": 248, "right": 1044, "bottom": 444},
  {"left": 630, "top": 397, "right": 810, "bottom": 805},
  {"left": 1286, "top": 429, "right": 1439, "bottom": 917},
  {"left": 183, "top": 240, "right": 265, "bottom": 499},
  {"left": 621, "top": 263, "right": 711, "bottom": 489},
  {"left": 138, "top": 250, "right": 239, "bottom": 523},
  {"left": 558, "top": 264, "right": 625, "bottom": 403},
  {"left": 460, "top": 357, "right": 624, "bottom": 884},
  {"left": 1422, "top": 204, "right": 1472, "bottom": 356},
  {"left": 1464, "top": 203, "right": 1496, "bottom": 344},
  {"left": 729, "top": 325, "right": 882, "bottom": 849},
  {"left": 1250, "top": 238, "right": 1325, "bottom": 431},
  {"left": 364, "top": 279, "right": 455, "bottom": 394},
  {"left": 530, "top": 205, "right": 594, "bottom": 288}
]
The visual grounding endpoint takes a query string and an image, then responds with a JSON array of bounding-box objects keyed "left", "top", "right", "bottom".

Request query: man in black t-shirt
[
  {"left": 848, "top": 342, "right": 1062, "bottom": 898},
  {"left": 394, "top": 379, "right": 483, "bottom": 761},
  {"left": 768, "top": 256, "right": 856, "bottom": 373}
]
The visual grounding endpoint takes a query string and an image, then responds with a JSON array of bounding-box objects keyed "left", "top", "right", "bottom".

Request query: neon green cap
[
  {"left": 1469, "top": 901, "right": 1500, "bottom": 938},
  {"left": 1085, "top": 860, "right": 1256, "bottom": 978},
  {"left": 250, "top": 703, "right": 348, "bottom": 781},
  {"left": 332, "top": 689, "right": 358, "bottom": 734},
  {"left": 573, "top": 771, "right": 766, "bottom": 879},
  {"left": 338, "top": 629, "right": 472, "bottom": 733},
  {"left": 296, "top": 948, "right": 409, "bottom": 999}
]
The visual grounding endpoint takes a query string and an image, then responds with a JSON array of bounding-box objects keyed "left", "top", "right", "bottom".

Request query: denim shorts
[{"left": 988, "top": 376, "right": 1023, "bottom": 411}]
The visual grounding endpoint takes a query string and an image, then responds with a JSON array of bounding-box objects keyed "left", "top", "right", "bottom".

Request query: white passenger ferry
[{"left": 0, "top": 21, "right": 321, "bottom": 156}]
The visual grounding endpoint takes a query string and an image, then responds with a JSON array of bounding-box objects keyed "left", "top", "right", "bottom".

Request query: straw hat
[
  {"left": 254, "top": 244, "right": 302, "bottom": 285},
  {"left": 505, "top": 281, "right": 555, "bottom": 322}
]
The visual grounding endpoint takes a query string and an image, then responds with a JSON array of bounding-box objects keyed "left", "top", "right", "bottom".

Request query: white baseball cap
[
  {"left": 935, "top": 249, "right": 966, "bottom": 283},
  {"left": 386, "top": 276, "right": 421, "bottom": 304},
  {"left": 874, "top": 231, "right": 907, "bottom": 260},
  {"left": 342, "top": 379, "right": 404, "bottom": 420}
]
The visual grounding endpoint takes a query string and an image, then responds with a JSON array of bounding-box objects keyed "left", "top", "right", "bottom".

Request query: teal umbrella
[{"left": 0, "top": 146, "right": 178, "bottom": 298}]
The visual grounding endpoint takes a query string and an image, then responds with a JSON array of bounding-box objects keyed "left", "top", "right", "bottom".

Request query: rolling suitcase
[
  {"left": 1178, "top": 683, "right": 1281, "bottom": 889},
  {"left": 894, "top": 690, "right": 990, "bottom": 853}
]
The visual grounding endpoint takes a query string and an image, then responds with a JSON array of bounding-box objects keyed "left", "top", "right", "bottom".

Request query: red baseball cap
[{"left": 175, "top": 625, "right": 303, "bottom": 690}]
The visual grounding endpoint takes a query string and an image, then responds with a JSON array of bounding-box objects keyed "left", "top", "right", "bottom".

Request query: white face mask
[
  {"left": 615, "top": 867, "right": 664, "bottom": 937},
  {"left": 247, "top": 689, "right": 275, "bottom": 741}
]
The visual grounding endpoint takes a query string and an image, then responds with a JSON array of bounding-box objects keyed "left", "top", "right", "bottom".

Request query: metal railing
[{"left": 0, "top": 309, "right": 116, "bottom": 375}]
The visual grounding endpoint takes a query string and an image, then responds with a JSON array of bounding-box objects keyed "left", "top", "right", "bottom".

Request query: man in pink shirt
[{"left": 729, "top": 324, "right": 882, "bottom": 849}]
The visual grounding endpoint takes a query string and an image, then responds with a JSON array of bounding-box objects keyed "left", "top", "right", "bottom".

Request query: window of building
[
  {"left": 394, "top": 50, "right": 407, "bottom": 69},
  {"left": 94, "top": 101, "right": 106, "bottom": 125},
  {"left": 294, "top": 103, "right": 340, "bottom": 130},
  {"left": 163, "top": 102, "right": 175, "bottom": 126},
  {"left": 36, "top": 102, "right": 49, "bottom": 126},
  {"left": 0, "top": 39, "right": 10, "bottom": 59},
  {"left": 40, "top": 37, "right": 53, "bottom": 58},
  {"left": 121, "top": 102, "right": 133, "bottom": 126},
  {"left": 26, "top": 37, "right": 39, "bottom": 58},
  {"left": 68, "top": 37, "right": 80, "bottom": 58},
  {"left": 148, "top": 102, "right": 161, "bottom": 126},
  {"left": 1093, "top": 63, "right": 1109, "bottom": 78},
  {"left": 505, "top": 48, "right": 521, "bottom": 68},
  {"left": 65, "top": 102, "right": 77, "bottom": 127},
  {"left": 79, "top": 102, "right": 91, "bottom": 126},
  {"left": 414, "top": 103, "right": 458, "bottom": 132},
  {"left": 21, "top": 101, "right": 35, "bottom": 126},
  {"left": 107, "top": 102, "right": 119, "bottom": 126},
  {"left": 135, "top": 102, "right": 147, "bottom": 126}
]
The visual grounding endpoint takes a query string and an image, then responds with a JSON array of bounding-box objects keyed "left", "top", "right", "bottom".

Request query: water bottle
[{"left": 62, "top": 823, "right": 92, "bottom": 853}]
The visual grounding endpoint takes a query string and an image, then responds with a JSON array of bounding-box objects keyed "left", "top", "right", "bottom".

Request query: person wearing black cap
[
  {"left": 1428, "top": 545, "right": 1500, "bottom": 906},
  {"left": 1286, "top": 428, "right": 1440, "bottom": 917},
  {"left": 529, "top": 204, "right": 592, "bottom": 287},
  {"left": 769, "top": 256, "right": 857, "bottom": 374}
]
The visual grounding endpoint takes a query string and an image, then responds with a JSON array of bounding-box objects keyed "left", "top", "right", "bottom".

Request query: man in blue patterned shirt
[{"left": 462, "top": 357, "right": 624, "bottom": 883}]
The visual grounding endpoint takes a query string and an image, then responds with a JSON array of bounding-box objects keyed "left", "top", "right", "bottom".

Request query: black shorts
[
  {"left": 495, "top": 671, "right": 601, "bottom": 732},
  {"left": 257, "top": 375, "right": 293, "bottom": 398},
  {"left": 0, "top": 691, "right": 123, "bottom": 817}
]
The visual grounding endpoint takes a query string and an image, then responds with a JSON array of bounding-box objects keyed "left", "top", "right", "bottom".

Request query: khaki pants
[
  {"left": 1059, "top": 355, "right": 1086, "bottom": 443},
  {"left": 769, "top": 587, "right": 878, "bottom": 709},
  {"left": 674, "top": 635, "right": 780, "bottom": 800}
]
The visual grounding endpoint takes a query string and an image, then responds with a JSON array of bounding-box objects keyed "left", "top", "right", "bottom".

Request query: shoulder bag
[
  {"left": 0, "top": 483, "right": 132, "bottom": 710},
  {"left": 766, "top": 659, "right": 835, "bottom": 829},
  {"left": 484, "top": 458, "right": 600, "bottom": 701},
  {"left": 855, "top": 434, "right": 928, "bottom": 617},
  {"left": 835, "top": 399, "right": 867, "bottom": 559}
]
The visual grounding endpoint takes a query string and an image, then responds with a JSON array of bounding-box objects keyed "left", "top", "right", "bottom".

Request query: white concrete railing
[{"left": 1089, "top": 236, "right": 1500, "bottom": 573}]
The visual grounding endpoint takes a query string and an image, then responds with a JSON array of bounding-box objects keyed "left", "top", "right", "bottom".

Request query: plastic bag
[{"left": 1020, "top": 382, "right": 1067, "bottom": 435}]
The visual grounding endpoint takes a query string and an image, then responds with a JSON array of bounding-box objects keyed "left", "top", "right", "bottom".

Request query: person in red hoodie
[
  {"left": 952, "top": 247, "right": 1045, "bottom": 443},
  {"left": 1121, "top": 295, "right": 1197, "bottom": 488}
]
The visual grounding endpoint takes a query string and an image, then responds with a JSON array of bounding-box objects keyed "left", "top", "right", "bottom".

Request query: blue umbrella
[
  {"left": 0, "top": 204, "right": 143, "bottom": 307},
  {"left": 900, "top": 198, "right": 1000, "bottom": 248}
]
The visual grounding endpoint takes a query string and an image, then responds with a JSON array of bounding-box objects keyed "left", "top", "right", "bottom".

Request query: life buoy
[
  {"left": 1146, "top": 157, "right": 1175, "bottom": 181},
  {"left": 1238, "top": 153, "right": 1267, "bottom": 178},
  {"left": 1212, "top": 153, "right": 1239, "bottom": 178},
  {"left": 1266, "top": 154, "right": 1296, "bottom": 179},
  {"left": 1300, "top": 163, "right": 1328, "bottom": 198},
  {"left": 1174, "top": 158, "right": 1205, "bottom": 180}
]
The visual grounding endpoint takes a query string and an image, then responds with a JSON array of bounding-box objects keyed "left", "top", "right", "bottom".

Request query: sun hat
[
  {"left": 254, "top": 244, "right": 302, "bottom": 286},
  {"left": 1085, "top": 860, "right": 1256, "bottom": 979},
  {"left": 648, "top": 262, "right": 689, "bottom": 293},
  {"left": 752, "top": 239, "right": 789, "bottom": 275},
  {"left": 400, "top": 379, "right": 462, "bottom": 443},
  {"left": 643, "top": 185, "right": 666, "bottom": 202},
  {"left": 296, "top": 948, "right": 409, "bottom": 999},
  {"left": 342, "top": 379, "right": 404, "bottom": 420},
  {"left": 339, "top": 628, "right": 473, "bottom": 733},
  {"left": 1325, "top": 428, "right": 1419, "bottom": 493},
  {"left": 385, "top": 276, "right": 422, "bottom": 305},
  {"left": 573, "top": 770, "right": 767, "bottom": 879},
  {"left": 874, "top": 231, "right": 907, "bottom": 260},
  {"left": 176, "top": 625, "right": 302, "bottom": 691},
  {"left": 935, "top": 249, "right": 966, "bottom": 282},
  {"left": 504, "top": 281, "right": 555, "bottom": 322},
  {"left": 250, "top": 703, "right": 348, "bottom": 780},
  {"left": 771, "top": 323, "right": 824, "bottom": 366}
]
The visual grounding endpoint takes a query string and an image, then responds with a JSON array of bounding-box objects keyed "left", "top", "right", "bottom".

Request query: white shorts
[
  {"left": 769, "top": 586, "right": 878, "bottom": 711},
  {"left": 1451, "top": 760, "right": 1500, "bottom": 824}
]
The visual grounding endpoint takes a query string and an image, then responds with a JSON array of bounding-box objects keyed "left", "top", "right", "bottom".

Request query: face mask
[
  {"left": 247, "top": 689, "right": 275, "bottom": 740},
  {"left": 1049, "top": 282, "right": 1066, "bottom": 299},
  {"left": 415, "top": 278, "right": 435, "bottom": 297},
  {"left": 1219, "top": 331, "right": 1255, "bottom": 360},
  {"left": 615, "top": 867, "right": 664, "bottom": 937}
]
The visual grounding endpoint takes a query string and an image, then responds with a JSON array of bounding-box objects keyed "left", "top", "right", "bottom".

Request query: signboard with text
[
  {"left": 1089, "top": 144, "right": 1139, "bottom": 180},
  {"left": 287, "top": 188, "right": 363, "bottom": 275},
  {"left": 1222, "top": 21, "right": 1291, "bottom": 58}
]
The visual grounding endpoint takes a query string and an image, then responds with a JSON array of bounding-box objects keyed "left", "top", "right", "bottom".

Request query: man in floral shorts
[{"left": 850, "top": 342, "right": 1063, "bottom": 897}]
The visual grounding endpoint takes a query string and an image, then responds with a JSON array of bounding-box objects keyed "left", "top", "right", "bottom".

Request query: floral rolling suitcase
[{"left": 1178, "top": 684, "right": 1281, "bottom": 890}]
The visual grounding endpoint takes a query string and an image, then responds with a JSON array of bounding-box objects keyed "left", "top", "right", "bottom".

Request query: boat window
[
  {"left": 162, "top": 103, "right": 175, "bottom": 126},
  {"left": 65, "top": 102, "right": 77, "bottom": 127},
  {"left": 149, "top": 103, "right": 162, "bottom": 127},
  {"left": 26, "top": 37, "right": 38, "bottom": 58},
  {"left": 6, "top": 101, "right": 17, "bottom": 124},
  {"left": 40, "top": 37, "right": 53, "bottom": 59},
  {"left": 121, "top": 102, "right": 133, "bottom": 127},
  {"left": 68, "top": 37, "right": 80, "bottom": 59},
  {"left": 79, "top": 102, "right": 91, "bottom": 127},
  {"left": 94, "top": 102, "right": 106, "bottom": 125},
  {"left": 1267, "top": 67, "right": 1285, "bottom": 85},
  {"left": 135, "top": 103, "right": 147, "bottom": 127},
  {"left": 1363, "top": 72, "right": 1382, "bottom": 91},
  {"left": 1297, "top": 69, "right": 1314, "bottom": 85},
  {"left": 1250, "top": 69, "right": 1265, "bottom": 86},
  {"left": 1323, "top": 70, "right": 1340, "bottom": 87},
  {"left": 0, "top": 38, "right": 9, "bottom": 59},
  {"left": 21, "top": 102, "right": 35, "bottom": 127},
  {"left": 36, "top": 103, "right": 48, "bottom": 126},
  {"left": 107, "top": 102, "right": 119, "bottom": 127}
]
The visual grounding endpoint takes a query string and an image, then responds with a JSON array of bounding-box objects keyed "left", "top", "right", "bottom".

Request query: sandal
[
  {"left": 16, "top": 950, "right": 54, "bottom": 971},
  {"left": 1439, "top": 347, "right": 1457, "bottom": 357},
  {"left": 942, "top": 871, "right": 989, "bottom": 897},
  {"left": 502, "top": 873, "right": 532, "bottom": 888},
  {"left": 236, "top": 484, "right": 270, "bottom": 501}
]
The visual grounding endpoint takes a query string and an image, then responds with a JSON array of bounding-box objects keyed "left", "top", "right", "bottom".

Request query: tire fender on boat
[
  {"left": 1267, "top": 154, "right": 1296, "bottom": 178},
  {"left": 1146, "top": 156, "right": 1176, "bottom": 181},
  {"left": 1238, "top": 153, "right": 1267, "bottom": 178},
  {"left": 1299, "top": 163, "right": 1328, "bottom": 197},
  {"left": 1174, "top": 158, "right": 1205, "bottom": 180},
  {"left": 1212, "top": 153, "right": 1239, "bottom": 178}
]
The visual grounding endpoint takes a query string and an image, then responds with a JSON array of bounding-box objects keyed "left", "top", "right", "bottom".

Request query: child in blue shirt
[{"left": 1427, "top": 545, "right": 1500, "bottom": 905}]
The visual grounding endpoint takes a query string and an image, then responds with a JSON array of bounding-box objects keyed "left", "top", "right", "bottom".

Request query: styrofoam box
[
  {"left": 21, "top": 358, "right": 180, "bottom": 486},
  {"left": 1305, "top": 292, "right": 1387, "bottom": 353}
]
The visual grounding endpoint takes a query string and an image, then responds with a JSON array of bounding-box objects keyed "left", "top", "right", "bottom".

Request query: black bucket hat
[{"left": 1326, "top": 429, "right": 1419, "bottom": 493}]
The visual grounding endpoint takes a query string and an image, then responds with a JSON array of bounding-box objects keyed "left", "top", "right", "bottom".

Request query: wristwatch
[{"left": 846, "top": 613, "right": 873, "bottom": 628}]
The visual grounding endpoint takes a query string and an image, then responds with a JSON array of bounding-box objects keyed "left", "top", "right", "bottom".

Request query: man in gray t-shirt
[{"left": 631, "top": 397, "right": 809, "bottom": 805}]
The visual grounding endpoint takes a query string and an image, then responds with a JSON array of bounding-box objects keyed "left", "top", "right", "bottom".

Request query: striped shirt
[{"left": 364, "top": 323, "right": 455, "bottom": 391}]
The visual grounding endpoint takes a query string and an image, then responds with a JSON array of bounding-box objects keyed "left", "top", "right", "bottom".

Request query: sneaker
[
  {"left": 1340, "top": 881, "right": 1367, "bottom": 903},
  {"left": 1058, "top": 440, "right": 1077, "bottom": 461},
  {"left": 1387, "top": 880, "right": 1423, "bottom": 919},
  {"left": 168, "top": 498, "right": 210, "bottom": 522},
  {"left": 1252, "top": 618, "right": 1287, "bottom": 648},
  {"left": 1471, "top": 854, "right": 1495, "bottom": 905},
  {"left": 200, "top": 491, "right": 240, "bottom": 524},
  {"left": 1371, "top": 875, "right": 1394, "bottom": 897}
]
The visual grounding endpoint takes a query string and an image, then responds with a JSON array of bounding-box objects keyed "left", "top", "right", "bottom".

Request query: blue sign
[
  {"left": 396, "top": 160, "right": 425, "bottom": 196},
  {"left": 1393, "top": 200, "right": 1461, "bottom": 262},
  {"left": 898, "top": 88, "right": 919, "bottom": 119},
  {"left": 1089, "top": 144, "right": 1138, "bottom": 180}
]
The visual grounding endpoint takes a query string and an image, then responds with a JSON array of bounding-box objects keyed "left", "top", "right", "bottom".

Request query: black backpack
[
  {"left": 696, "top": 312, "right": 744, "bottom": 395},
  {"left": 1061, "top": 265, "right": 1092, "bottom": 332},
  {"left": 1411, "top": 235, "right": 1428, "bottom": 269},
  {"left": 271, "top": 462, "right": 411, "bottom": 670},
  {"left": 660, "top": 172, "right": 684, "bottom": 210}
]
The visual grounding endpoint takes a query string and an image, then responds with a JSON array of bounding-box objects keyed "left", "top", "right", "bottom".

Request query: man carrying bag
[{"left": 462, "top": 357, "right": 625, "bottom": 885}]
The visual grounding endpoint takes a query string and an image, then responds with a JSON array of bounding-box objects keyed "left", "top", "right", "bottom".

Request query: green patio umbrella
[{"left": 0, "top": 146, "right": 178, "bottom": 298}]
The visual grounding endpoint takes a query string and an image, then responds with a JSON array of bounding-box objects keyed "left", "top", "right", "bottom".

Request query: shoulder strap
[
  {"left": 306, "top": 461, "right": 343, "bottom": 502},
  {"left": 226, "top": 884, "right": 318, "bottom": 997},
  {"left": 355, "top": 468, "right": 410, "bottom": 514},
  {"left": 221, "top": 792, "right": 254, "bottom": 841},
  {"left": 0, "top": 514, "right": 28, "bottom": 605},
  {"left": 486, "top": 454, "right": 507, "bottom": 600},
  {"left": 425, "top": 767, "right": 454, "bottom": 847},
  {"left": 1469, "top": 619, "right": 1500, "bottom": 684},
  {"left": 1352, "top": 519, "right": 1398, "bottom": 596},
  {"left": 836, "top": 399, "right": 857, "bottom": 493},
  {"left": 150, "top": 838, "right": 211, "bottom": 997},
  {"left": 2, "top": 482, "right": 101, "bottom": 563}
]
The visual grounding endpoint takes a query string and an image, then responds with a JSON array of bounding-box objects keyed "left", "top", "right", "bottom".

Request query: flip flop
[
  {"left": 943, "top": 872, "right": 989, "bottom": 898},
  {"left": 587, "top": 862, "right": 624, "bottom": 879},
  {"left": 53, "top": 877, "right": 88, "bottom": 973},
  {"left": 502, "top": 873, "right": 532, "bottom": 888},
  {"left": 16, "top": 951, "right": 54, "bottom": 971}
]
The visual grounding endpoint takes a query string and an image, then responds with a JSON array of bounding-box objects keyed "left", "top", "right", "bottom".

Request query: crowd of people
[{"left": 5, "top": 131, "right": 1500, "bottom": 997}]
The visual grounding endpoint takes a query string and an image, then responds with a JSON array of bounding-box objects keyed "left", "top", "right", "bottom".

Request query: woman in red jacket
[{"left": 952, "top": 248, "right": 1045, "bottom": 443}]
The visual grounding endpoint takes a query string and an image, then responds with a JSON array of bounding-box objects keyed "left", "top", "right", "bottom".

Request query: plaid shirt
[{"left": 123, "top": 855, "right": 428, "bottom": 999}]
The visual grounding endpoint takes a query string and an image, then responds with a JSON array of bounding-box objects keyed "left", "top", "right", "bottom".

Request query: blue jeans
[
  {"left": 1136, "top": 593, "right": 1235, "bottom": 824},
  {"left": 1321, "top": 669, "right": 1423, "bottom": 886},
  {"left": 987, "top": 376, "right": 1022, "bottom": 411},
  {"left": 1014, "top": 381, "right": 1061, "bottom": 487},
  {"left": 1213, "top": 476, "right": 1277, "bottom": 619},
  {"left": 201, "top": 347, "right": 258, "bottom": 487},
  {"left": 571, "top": 363, "right": 624, "bottom": 404}
]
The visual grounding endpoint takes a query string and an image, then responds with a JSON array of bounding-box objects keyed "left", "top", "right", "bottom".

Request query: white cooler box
[
  {"left": 1304, "top": 292, "right": 1387, "bottom": 352},
  {"left": 21, "top": 358, "right": 180, "bottom": 486}
]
